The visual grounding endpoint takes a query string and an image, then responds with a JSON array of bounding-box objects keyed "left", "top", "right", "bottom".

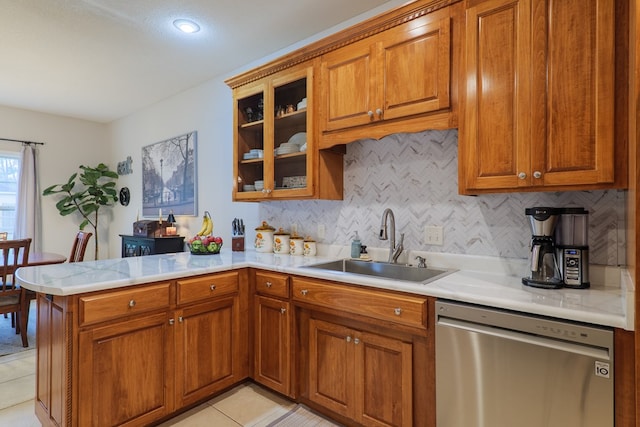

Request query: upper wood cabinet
[
  {"left": 319, "top": 5, "right": 461, "bottom": 148},
  {"left": 226, "top": 1, "right": 464, "bottom": 200},
  {"left": 321, "top": 8, "right": 451, "bottom": 132},
  {"left": 230, "top": 61, "right": 344, "bottom": 202},
  {"left": 459, "top": 0, "right": 627, "bottom": 194}
]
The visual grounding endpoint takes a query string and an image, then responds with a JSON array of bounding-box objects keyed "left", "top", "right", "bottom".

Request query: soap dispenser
[{"left": 351, "top": 232, "right": 362, "bottom": 258}]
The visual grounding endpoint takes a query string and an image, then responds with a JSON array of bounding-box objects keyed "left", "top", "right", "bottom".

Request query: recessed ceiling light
[{"left": 173, "top": 19, "right": 200, "bottom": 34}]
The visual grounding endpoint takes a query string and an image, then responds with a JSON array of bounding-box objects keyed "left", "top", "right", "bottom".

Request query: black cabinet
[{"left": 120, "top": 235, "right": 185, "bottom": 257}]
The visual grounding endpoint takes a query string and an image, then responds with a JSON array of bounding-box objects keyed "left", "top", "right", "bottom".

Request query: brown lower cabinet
[
  {"left": 292, "top": 276, "right": 434, "bottom": 427},
  {"left": 35, "top": 270, "right": 250, "bottom": 427},
  {"left": 307, "top": 318, "right": 413, "bottom": 426},
  {"left": 33, "top": 267, "right": 632, "bottom": 427}
]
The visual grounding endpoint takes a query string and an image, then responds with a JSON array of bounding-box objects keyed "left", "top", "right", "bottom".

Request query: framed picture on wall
[{"left": 142, "top": 131, "right": 197, "bottom": 216}]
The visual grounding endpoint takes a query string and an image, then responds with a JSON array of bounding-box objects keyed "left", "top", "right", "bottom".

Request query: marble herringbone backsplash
[{"left": 260, "top": 129, "right": 626, "bottom": 266}]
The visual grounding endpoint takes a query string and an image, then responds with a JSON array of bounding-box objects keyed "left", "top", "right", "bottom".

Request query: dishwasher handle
[{"left": 437, "top": 317, "right": 611, "bottom": 361}]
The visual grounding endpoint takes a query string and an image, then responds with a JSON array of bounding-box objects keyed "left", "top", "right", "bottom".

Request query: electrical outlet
[
  {"left": 317, "top": 224, "right": 326, "bottom": 239},
  {"left": 424, "top": 225, "right": 444, "bottom": 246}
]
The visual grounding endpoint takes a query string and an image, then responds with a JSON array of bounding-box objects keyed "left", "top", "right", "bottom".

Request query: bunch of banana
[{"left": 196, "top": 211, "right": 214, "bottom": 236}]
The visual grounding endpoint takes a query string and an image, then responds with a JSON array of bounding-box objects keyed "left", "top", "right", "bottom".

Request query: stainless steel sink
[{"left": 303, "top": 259, "right": 455, "bottom": 284}]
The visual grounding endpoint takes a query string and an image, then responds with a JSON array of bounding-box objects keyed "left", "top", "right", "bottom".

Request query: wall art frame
[{"left": 142, "top": 131, "right": 197, "bottom": 216}]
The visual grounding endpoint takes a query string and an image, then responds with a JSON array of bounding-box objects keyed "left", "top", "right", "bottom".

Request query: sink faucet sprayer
[{"left": 379, "top": 208, "right": 404, "bottom": 263}]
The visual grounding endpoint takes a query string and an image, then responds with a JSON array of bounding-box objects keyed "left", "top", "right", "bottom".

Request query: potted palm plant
[{"left": 43, "top": 163, "right": 118, "bottom": 260}]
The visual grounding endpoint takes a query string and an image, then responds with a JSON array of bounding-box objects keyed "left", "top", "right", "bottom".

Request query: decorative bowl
[{"left": 188, "top": 241, "right": 222, "bottom": 255}]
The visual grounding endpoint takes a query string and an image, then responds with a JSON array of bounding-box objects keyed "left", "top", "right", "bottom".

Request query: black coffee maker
[{"left": 522, "top": 207, "right": 563, "bottom": 288}]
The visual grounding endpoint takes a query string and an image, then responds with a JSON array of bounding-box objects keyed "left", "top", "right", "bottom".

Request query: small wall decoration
[
  {"left": 142, "top": 131, "right": 197, "bottom": 216},
  {"left": 117, "top": 156, "right": 133, "bottom": 175}
]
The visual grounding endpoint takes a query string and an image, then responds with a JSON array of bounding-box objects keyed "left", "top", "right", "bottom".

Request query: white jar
[
  {"left": 290, "top": 236, "right": 304, "bottom": 256},
  {"left": 303, "top": 238, "right": 316, "bottom": 256},
  {"left": 273, "top": 229, "right": 290, "bottom": 254},
  {"left": 254, "top": 221, "right": 275, "bottom": 253}
]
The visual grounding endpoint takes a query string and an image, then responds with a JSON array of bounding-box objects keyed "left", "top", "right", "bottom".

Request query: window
[{"left": 0, "top": 153, "right": 20, "bottom": 240}]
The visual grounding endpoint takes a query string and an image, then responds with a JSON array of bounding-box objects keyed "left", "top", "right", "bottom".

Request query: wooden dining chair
[
  {"left": 0, "top": 238, "right": 31, "bottom": 347},
  {"left": 69, "top": 231, "right": 93, "bottom": 262}
]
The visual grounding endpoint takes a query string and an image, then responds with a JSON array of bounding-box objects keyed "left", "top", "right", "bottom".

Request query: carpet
[
  {"left": 266, "top": 404, "right": 343, "bottom": 427},
  {"left": 0, "top": 301, "right": 36, "bottom": 356}
]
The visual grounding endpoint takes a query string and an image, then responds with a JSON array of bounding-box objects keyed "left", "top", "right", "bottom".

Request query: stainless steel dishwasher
[{"left": 435, "top": 300, "right": 614, "bottom": 427}]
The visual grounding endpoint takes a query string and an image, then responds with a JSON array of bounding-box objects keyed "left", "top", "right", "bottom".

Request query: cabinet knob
[
  {"left": 518, "top": 172, "right": 527, "bottom": 180},
  {"left": 300, "top": 289, "right": 308, "bottom": 296},
  {"left": 354, "top": 338, "right": 360, "bottom": 345},
  {"left": 394, "top": 307, "right": 402, "bottom": 316},
  {"left": 265, "top": 281, "right": 272, "bottom": 288},
  {"left": 376, "top": 108, "right": 383, "bottom": 117},
  {"left": 169, "top": 318, "right": 175, "bottom": 325},
  {"left": 346, "top": 335, "right": 352, "bottom": 343},
  {"left": 533, "top": 171, "right": 542, "bottom": 179},
  {"left": 280, "top": 307, "right": 286, "bottom": 315},
  {"left": 367, "top": 110, "right": 374, "bottom": 118},
  {"left": 179, "top": 316, "right": 184, "bottom": 323},
  {"left": 128, "top": 299, "right": 136, "bottom": 308},
  {"left": 210, "top": 284, "right": 216, "bottom": 291}
]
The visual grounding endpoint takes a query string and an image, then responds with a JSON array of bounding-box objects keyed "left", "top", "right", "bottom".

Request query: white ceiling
[{"left": 1, "top": 0, "right": 399, "bottom": 123}]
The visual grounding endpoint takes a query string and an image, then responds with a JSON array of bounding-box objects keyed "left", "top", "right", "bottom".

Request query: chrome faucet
[{"left": 379, "top": 208, "right": 404, "bottom": 263}]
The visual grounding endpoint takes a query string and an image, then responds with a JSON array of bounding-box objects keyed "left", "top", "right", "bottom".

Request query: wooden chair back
[
  {"left": 0, "top": 238, "right": 31, "bottom": 292},
  {"left": 69, "top": 231, "right": 92, "bottom": 262},
  {"left": 0, "top": 238, "right": 31, "bottom": 347}
]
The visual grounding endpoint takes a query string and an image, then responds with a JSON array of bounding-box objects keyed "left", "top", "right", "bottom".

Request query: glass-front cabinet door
[
  {"left": 234, "top": 82, "right": 266, "bottom": 199},
  {"left": 271, "top": 66, "right": 312, "bottom": 198},
  {"left": 233, "top": 63, "right": 313, "bottom": 200}
]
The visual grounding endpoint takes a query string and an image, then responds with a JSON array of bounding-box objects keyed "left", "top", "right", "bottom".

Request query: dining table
[{"left": 27, "top": 252, "right": 67, "bottom": 266}]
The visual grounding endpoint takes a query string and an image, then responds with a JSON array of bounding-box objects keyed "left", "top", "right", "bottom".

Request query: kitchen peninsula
[{"left": 16, "top": 250, "right": 634, "bottom": 427}]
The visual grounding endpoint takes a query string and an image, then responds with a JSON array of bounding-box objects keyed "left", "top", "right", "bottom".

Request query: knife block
[{"left": 232, "top": 236, "right": 245, "bottom": 252}]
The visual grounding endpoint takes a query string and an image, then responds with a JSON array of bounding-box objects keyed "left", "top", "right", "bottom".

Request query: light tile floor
[{"left": 0, "top": 350, "right": 339, "bottom": 427}]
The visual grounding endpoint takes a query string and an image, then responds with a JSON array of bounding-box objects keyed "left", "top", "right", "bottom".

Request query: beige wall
[{"left": 0, "top": 105, "right": 109, "bottom": 260}]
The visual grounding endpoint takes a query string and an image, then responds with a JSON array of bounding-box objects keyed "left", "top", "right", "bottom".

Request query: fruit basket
[
  {"left": 187, "top": 211, "right": 223, "bottom": 254},
  {"left": 188, "top": 236, "right": 223, "bottom": 254}
]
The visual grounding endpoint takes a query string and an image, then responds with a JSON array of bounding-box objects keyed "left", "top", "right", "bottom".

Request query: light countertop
[{"left": 15, "top": 248, "right": 634, "bottom": 330}]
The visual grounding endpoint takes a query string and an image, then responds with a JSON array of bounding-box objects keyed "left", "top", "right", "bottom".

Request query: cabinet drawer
[
  {"left": 292, "top": 277, "right": 427, "bottom": 328},
  {"left": 79, "top": 283, "right": 171, "bottom": 326},
  {"left": 177, "top": 271, "right": 239, "bottom": 305},
  {"left": 255, "top": 271, "right": 289, "bottom": 298}
]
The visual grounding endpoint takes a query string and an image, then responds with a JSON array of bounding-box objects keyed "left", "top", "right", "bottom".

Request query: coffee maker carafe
[{"left": 522, "top": 207, "right": 563, "bottom": 288}]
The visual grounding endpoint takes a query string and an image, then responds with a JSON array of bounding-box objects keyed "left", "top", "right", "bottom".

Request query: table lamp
[{"left": 165, "top": 211, "right": 177, "bottom": 235}]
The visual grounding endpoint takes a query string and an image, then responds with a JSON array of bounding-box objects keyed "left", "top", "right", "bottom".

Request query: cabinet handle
[
  {"left": 280, "top": 308, "right": 286, "bottom": 314},
  {"left": 376, "top": 108, "right": 383, "bottom": 118},
  {"left": 169, "top": 318, "right": 175, "bottom": 325},
  {"left": 128, "top": 299, "right": 136, "bottom": 308},
  {"left": 179, "top": 316, "right": 184, "bottom": 323},
  {"left": 354, "top": 338, "right": 360, "bottom": 345},
  {"left": 518, "top": 172, "right": 527, "bottom": 180},
  {"left": 367, "top": 110, "right": 374, "bottom": 118},
  {"left": 265, "top": 281, "right": 272, "bottom": 288},
  {"left": 533, "top": 171, "right": 542, "bottom": 179},
  {"left": 300, "top": 289, "right": 308, "bottom": 296},
  {"left": 394, "top": 307, "right": 402, "bottom": 316},
  {"left": 210, "top": 284, "right": 216, "bottom": 291},
  {"left": 346, "top": 335, "right": 352, "bottom": 343}
]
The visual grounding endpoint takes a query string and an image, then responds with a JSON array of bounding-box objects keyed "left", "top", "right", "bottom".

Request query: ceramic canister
[
  {"left": 273, "top": 228, "right": 290, "bottom": 254},
  {"left": 303, "top": 237, "right": 316, "bottom": 256},
  {"left": 290, "top": 234, "right": 304, "bottom": 256},
  {"left": 254, "top": 221, "right": 275, "bottom": 253}
]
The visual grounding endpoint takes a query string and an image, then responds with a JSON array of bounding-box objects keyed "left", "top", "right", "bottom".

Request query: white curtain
[{"left": 15, "top": 144, "right": 41, "bottom": 252}]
